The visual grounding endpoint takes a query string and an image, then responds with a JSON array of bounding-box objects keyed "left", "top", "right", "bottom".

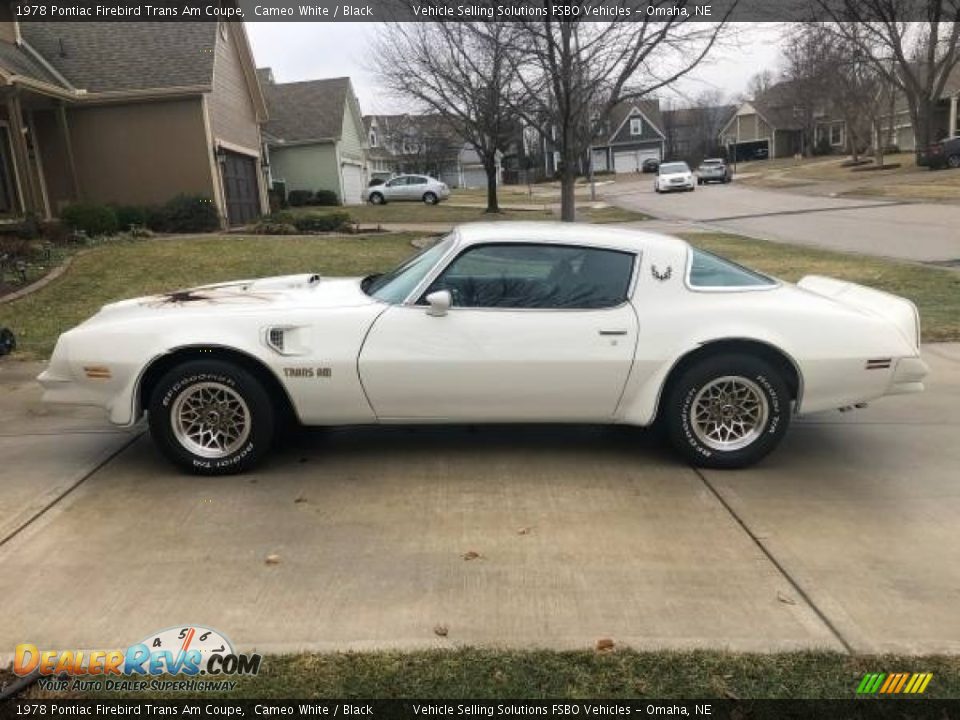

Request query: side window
[
  {"left": 410, "top": 177, "right": 427, "bottom": 185},
  {"left": 688, "top": 248, "right": 775, "bottom": 288},
  {"left": 425, "top": 244, "right": 634, "bottom": 309},
  {"left": 386, "top": 177, "right": 404, "bottom": 187}
]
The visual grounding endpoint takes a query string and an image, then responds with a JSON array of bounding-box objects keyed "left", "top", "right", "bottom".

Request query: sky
[{"left": 246, "top": 22, "right": 784, "bottom": 115}]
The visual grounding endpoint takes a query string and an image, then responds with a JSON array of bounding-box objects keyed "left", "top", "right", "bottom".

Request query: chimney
[{"left": 256, "top": 67, "right": 275, "bottom": 85}]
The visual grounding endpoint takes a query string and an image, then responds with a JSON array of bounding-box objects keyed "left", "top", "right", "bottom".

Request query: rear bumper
[{"left": 888, "top": 356, "right": 929, "bottom": 395}]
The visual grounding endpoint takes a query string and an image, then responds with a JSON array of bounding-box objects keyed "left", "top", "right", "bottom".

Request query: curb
[{"left": 0, "top": 251, "right": 85, "bottom": 306}]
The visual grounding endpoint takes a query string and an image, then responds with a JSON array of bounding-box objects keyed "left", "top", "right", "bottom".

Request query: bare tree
[
  {"left": 507, "top": 4, "right": 734, "bottom": 221},
  {"left": 373, "top": 22, "right": 518, "bottom": 212},
  {"left": 814, "top": 1, "right": 960, "bottom": 161},
  {"left": 744, "top": 69, "right": 777, "bottom": 100}
]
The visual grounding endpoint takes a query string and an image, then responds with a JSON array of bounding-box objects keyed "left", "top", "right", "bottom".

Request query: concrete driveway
[
  {"left": 1, "top": 347, "right": 958, "bottom": 659},
  {"left": 605, "top": 180, "right": 960, "bottom": 263}
]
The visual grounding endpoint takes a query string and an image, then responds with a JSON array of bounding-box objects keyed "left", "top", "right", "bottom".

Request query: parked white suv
[{"left": 368, "top": 175, "right": 450, "bottom": 205}]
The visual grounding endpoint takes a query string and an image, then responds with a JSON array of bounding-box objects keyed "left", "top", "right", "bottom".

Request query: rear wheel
[
  {"left": 423, "top": 191, "right": 439, "bottom": 205},
  {"left": 148, "top": 360, "right": 274, "bottom": 475},
  {"left": 948, "top": 154, "right": 960, "bottom": 169},
  {"left": 664, "top": 354, "right": 790, "bottom": 469}
]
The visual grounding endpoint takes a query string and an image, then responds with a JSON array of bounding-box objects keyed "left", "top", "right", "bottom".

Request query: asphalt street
[
  {"left": 604, "top": 179, "right": 960, "bottom": 263},
  {"left": 1, "top": 345, "right": 957, "bottom": 659}
]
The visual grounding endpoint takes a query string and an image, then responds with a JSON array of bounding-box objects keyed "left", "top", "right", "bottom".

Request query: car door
[
  {"left": 358, "top": 242, "right": 639, "bottom": 421},
  {"left": 382, "top": 176, "right": 407, "bottom": 201},
  {"left": 405, "top": 175, "right": 428, "bottom": 201}
]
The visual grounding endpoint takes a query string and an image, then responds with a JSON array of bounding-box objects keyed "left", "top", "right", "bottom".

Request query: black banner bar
[
  {"left": 8, "top": 0, "right": 952, "bottom": 23},
  {"left": 3, "top": 699, "right": 960, "bottom": 720}
]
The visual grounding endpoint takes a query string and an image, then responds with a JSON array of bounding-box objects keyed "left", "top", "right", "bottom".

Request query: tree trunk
[
  {"left": 559, "top": 167, "right": 577, "bottom": 222},
  {"left": 483, "top": 158, "right": 500, "bottom": 214}
]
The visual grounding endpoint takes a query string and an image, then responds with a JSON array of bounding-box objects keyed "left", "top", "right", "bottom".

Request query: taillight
[{"left": 930, "top": 144, "right": 944, "bottom": 155}]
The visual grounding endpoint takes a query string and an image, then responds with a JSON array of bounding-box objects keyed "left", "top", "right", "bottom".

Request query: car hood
[
  {"left": 86, "top": 274, "right": 377, "bottom": 325},
  {"left": 660, "top": 172, "right": 691, "bottom": 180}
]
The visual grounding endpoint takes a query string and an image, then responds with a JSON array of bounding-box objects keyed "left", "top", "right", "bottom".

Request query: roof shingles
[{"left": 261, "top": 74, "right": 350, "bottom": 143}]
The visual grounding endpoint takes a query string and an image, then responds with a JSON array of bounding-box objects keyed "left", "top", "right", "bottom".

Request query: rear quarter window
[{"left": 687, "top": 248, "right": 776, "bottom": 288}]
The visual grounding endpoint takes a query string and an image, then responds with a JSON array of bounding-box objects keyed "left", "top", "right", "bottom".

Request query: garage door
[
  {"left": 221, "top": 151, "right": 261, "bottom": 226},
  {"left": 341, "top": 164, "right": 364, "bottom": 205},
  {"left": 613, "top": 148, "right": 661, "bottom": 174}
]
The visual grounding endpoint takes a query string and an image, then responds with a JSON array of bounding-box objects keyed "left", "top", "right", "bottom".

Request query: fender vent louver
[
  {"left": 865, "top": 358, "right": 892, "bottom": 370},
  {"left": 267, "top": 328, "right": 285, "bottom": 353}
]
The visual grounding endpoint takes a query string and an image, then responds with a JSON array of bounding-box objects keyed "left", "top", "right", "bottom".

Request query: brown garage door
[{"left": 221, "top": 151, "right": 261, "bottom": 226}]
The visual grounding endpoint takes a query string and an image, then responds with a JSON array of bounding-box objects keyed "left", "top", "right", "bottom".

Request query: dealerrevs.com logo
[{"left": 15, "top": 625, "right": 261, "bottom": 693}]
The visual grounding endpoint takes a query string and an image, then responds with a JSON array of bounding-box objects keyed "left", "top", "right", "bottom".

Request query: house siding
[
  {"left": 338, "top": 98, "right": 365, "bottom": 164},
  {"left": 270, "top": 142, "right": 341, "bottom": 196},
  {"left": 63, "top": 98, "right": 215, "bottom": 208},
  {"left": 209, "top": 23, "right": 261, "bottom": 153},
  {"left": 609, "top": 113, "right": 662, "bottom": 144}
]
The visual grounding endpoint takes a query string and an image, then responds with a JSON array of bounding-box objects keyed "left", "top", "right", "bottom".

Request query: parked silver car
[
  {"left": 697, "top": 158, "right": 733, "bottom": 184},
  {"left": 367, "top": 174, "right": 451, "bottom": 205}
]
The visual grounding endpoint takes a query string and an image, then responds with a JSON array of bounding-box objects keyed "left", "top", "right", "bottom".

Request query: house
[
  {"left": 719, "top": 82, "right": 807, "bottom": 160},
  {"left": 0, "top": 13, "right": 268, "bottom": 226},
  {"left": 877, "top": 66, "right": 960, "bottom": 151},
  {"left": 590, "top": 99, "right": 665, "bottom": 173},
  {"left": 661, "top": 104, "right": 736, "bottom": 164},
  {"left": 259, "top": 70, "right": 368, "bottom": 205},
  {"left": 363, "top": 112, "right": 501, "bottom": 188}
]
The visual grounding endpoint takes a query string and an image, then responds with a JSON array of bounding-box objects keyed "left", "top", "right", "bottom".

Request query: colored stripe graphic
[{"left": 858, "top": 672, "right": 932, "bottom": 695}]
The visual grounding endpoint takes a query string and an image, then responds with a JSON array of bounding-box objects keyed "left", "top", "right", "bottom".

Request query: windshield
[
  {"left": 364, "top": 235, "right": 454, "bottom": 303},
  {"left": 659, "top": 163, "right": 688, "bottom": 174}
]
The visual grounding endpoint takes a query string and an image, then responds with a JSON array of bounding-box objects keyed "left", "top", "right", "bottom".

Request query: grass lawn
[
  {"left": 3, "top": 230, "right": 957, "bottom": 359},
  {"left": 683, "top": 233, "right": 960, "bottom": 342},
  {"left": 13, "top": 649, "right": 960, "bottom": 699}
]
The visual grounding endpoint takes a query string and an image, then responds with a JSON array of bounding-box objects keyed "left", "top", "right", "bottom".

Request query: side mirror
[{"left": 425, "top": 290, "right": 452, "bottom": 317}]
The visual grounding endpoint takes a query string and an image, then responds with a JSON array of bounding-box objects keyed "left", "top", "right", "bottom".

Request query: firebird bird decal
[{"left": 651, "top": 265, "right": 672, "bottom": 282}]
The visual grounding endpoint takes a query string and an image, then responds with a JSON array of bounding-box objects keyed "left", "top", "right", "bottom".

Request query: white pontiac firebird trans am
[{"left": 38, "top": 223, "right": 928, "bottom": 475}]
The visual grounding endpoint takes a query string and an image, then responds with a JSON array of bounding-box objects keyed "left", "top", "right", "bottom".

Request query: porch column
[
  {"left": 950, "top": 95, "right": 958, "bottom": 137},
  {"left": 6, "top": 93, "right": 41, "bottom": 214},
  {"left": 56, "top": 102, "right": 81, "bottom": 202}
]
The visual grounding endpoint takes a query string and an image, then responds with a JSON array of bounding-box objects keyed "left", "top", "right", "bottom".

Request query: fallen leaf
[
  {"left": 595, "top": 638, "right": 615, "bottom": 652},
  {"left": 462, "top": 551, "right": 482, "bottom": 561},
  {"left": 294, "top": 496, "right": 308, "bottom": 504},
  {"left": 724, "top": 689, "right": 740, "bottom": 701},
  {"left": 265, "top": 554, "right": 282, "bottom": 565},
  {"left": 777, "top": 591, "right": 797, "bottom": 605},
  {"left": 433, "top": 624, "right": 448, "bottom": 637},
  {"left": 517, "top": 527, "right": 533, "bottom": 535}
]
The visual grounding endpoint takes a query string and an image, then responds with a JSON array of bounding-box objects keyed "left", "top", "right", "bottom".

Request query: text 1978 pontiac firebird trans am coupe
[{"left": 38, "top": 223, "right": 928, "bottom": 475}]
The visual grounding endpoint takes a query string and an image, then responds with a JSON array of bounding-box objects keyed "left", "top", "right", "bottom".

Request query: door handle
[{"left": 598, "top": 329, "right": 628, "bottom": 336}]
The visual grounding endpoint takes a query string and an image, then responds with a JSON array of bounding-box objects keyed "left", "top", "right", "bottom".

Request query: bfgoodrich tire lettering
[
  {"left": 148, "top": 360, "right": 274, "bottom": 475},
  {"left": 664, "top": 354, "right": 790, "bottom": 469}
]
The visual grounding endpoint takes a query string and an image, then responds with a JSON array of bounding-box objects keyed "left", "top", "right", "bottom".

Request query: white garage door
[
  {"left": 613, "top": 148, "right": 661, "bottom": 174},
  {"left": 341, "top": 164, "right": 364, "bottom": 205}
]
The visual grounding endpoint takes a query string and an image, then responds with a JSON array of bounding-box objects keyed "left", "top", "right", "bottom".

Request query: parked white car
[
  {"left": 39, "top": 223, "right": 927, "bottom": 475},
  {"left": 655, "top": 161, "right": 696, "bottom": 193},
  {"left": 367, "top": 174, "right": 450, "bottom": 205}
]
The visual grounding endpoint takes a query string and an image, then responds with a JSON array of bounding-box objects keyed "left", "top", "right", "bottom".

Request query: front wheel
[
  {"left": 369, "top": 192, "right": 385, "bottom": 205},
  {"left": 664, "top": 354, "right": 790, "bottom": 469},
  {"left": 423, "top": 192, "right": 439, "bottom": 205},
  {"left": 148, "top": 360, "right": 274, "bottom": 475},
  {"left": 948, "top": 154, "right": 960, "bottom": 169}
]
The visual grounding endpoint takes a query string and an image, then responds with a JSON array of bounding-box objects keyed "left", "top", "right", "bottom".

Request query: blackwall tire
[
  {"left": 148, "top": 360, "right": 274, "bottom": 475},
  {"left": 423, "top": 192, "right": 439, "bottom": 205},
  {"left": 369, "top": 192, "right": 385, "bottom": 205},
  {"left": 664, "top": 354, "right": 790, "bottom": 469}
]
